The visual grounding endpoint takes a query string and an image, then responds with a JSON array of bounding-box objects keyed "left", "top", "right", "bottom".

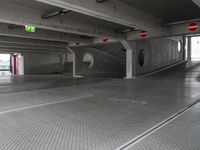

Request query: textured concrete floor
[
  {"left": 127, "top": 102, "right": 200, "bottom": 150},
  {"left": 0, "top": 61, "right": 200, "bottom": 150}
]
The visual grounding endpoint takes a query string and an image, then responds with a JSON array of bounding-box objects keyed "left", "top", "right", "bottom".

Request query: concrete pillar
[
  {"left": 66, "top": 47, "right": 76, "bottom": 77},
  {"left": 66, "top": 47, "right": 82, "bottom": 78},
  {"left": 182, "top": 35, "right": 186, "bottom": 60},
  {"left": 18, "top": 54, "right": 24, "bottom": 75},
  {"left": 121, "top": 40, "right": 136, "bottom": 79},
  {"left": 187, "top": 37, "right": 192, "bottom": 60},
  {"left": 126, "top": 49, "right": 133, "bottom": 79}
]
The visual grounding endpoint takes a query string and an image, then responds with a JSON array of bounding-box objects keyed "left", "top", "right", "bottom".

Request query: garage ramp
[{"left": 0, "top": 62, "right": 200, "bottom": 150}]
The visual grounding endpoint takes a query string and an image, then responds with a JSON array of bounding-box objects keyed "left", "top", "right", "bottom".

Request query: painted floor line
[{"left": 0, "top": 94, "right": 93, "bottom": 115}]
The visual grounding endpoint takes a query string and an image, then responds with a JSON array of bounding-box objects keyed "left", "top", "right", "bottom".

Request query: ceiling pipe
[{"left": 42, "top": 9, "right": 71, "bottom": 19}]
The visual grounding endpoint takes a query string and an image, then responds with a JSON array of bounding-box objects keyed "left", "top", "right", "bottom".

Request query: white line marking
[{"left": 0, "top": 95, "right": 93, "bottom": 115}]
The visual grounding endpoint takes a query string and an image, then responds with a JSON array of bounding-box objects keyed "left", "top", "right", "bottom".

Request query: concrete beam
[
  {"left": 127, "top": 20, "right": 200, "bottom": 41},
  {"left": 127, "top": 30, "right": 165, "bottom": 41},
  {"left": 170, "top": 21, "right": 200, "bottom": 36},
  {"left": 0, "top": 1, "right": 122, "bottom": 38},
  {"left": 0, "top": 35, "right": 67, "bottom": 48},
  {"left": 192, "top": 0, "right": 200, "bottom": 8},
  {"left": 0, "top": 23, "right": 92, "bottom": 43},
  {"left": 37, "top": 0, "right": 168, "bottom": 35},
  {"left": 0, "top": 49, "right": 62, "bottom": 54},
  {"left": 69, "top": 37, "right": 118, "bottom": 47},
  {"left": 0, "top": 43, "right": 66, "bottom": 53}
]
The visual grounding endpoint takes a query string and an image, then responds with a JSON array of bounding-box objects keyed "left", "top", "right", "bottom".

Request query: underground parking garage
[{"left": 0, "top": 0, "right": 200, "bottom": 150}]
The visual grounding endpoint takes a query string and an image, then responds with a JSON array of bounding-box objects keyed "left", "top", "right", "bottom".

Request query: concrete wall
[
  {"left": 24, "top": 53, "right": 63, "bottom": 75},
  {"left": 65, "top": 37, "right": 183, "bottom": 78},
  {"left": 18, "top": 55, "right": 24, "bottom": 75},
  {"left": 23, "top": 37, "right": 183, "bottom": 77},
  {"left": 68, "top": 43, "right": 126, "bottom": 78},
  {"left": 130, "top": 37, "right": 184, "bottom": 75}
]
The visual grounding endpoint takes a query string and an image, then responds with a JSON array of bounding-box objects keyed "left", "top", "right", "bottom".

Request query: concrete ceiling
[
  {"left": 0, "top": 0, "right": 199, "bottom": 50},
  {"left": 1, "top": 0, "right": 127, "bottom": 31},
  {"left": 2, "top": 0, "right": 58, "bottom": 12},
  {"left": 120, "top": 0, "right": 200, "bottom": 23}
]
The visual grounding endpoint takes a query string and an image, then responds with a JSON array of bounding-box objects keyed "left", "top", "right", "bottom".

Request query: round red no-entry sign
[
  {"left": 102, "top": 37, "right": 108, "bottom": 43},
  {"left": 140, "top": 30, "right": 148, "bottom": 38},
  {"left": 188, "top": 22, "right": 198, "bottom": 32}
]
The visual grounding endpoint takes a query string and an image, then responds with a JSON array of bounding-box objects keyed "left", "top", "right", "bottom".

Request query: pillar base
[{"left": 124, "top": 77, "right": 136, "bottom": 80}]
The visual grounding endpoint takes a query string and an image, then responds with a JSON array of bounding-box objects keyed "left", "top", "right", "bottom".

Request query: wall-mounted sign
[
  {"left": 140, "top": 30, "right": 148, "bottom": 38},
  {"left": 25, "top": 25, "right": 36, "bottom": 32},
  {"left": 188, "top": 22, "right": 198, "bottom": 32}
]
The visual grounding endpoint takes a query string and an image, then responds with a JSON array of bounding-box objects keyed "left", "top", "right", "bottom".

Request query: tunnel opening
[
  {"left": 191, "top": 36, "right": 200, "bottom": 61},
  {"left": 11, "top": 53, "right": 24, "bottom": 75},
  {"left": 0, "top": 53, "right": 25, "bottom": 76},
  {"left": 0, "top": 53, "right": 11, "bottom": 76}
]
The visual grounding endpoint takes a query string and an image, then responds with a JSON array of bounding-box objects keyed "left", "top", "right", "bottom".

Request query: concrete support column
[
  {"left": 66, "top": 47, "right": 82, "bottom": 78},
  {"left": 18, "top": 54, "right": 24, "bottom": 75},
  {"left": 126, "top": 49, "right": 133, "bottom": 79},
  {"left": 182, "top": 35, "right": 186, "bottom": 60},
  {"left": 121, "top": 40, "right": 136, "bottom": 79},
  {"left": 187, "top": 37, "right": 192, "bottom": 60}
]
